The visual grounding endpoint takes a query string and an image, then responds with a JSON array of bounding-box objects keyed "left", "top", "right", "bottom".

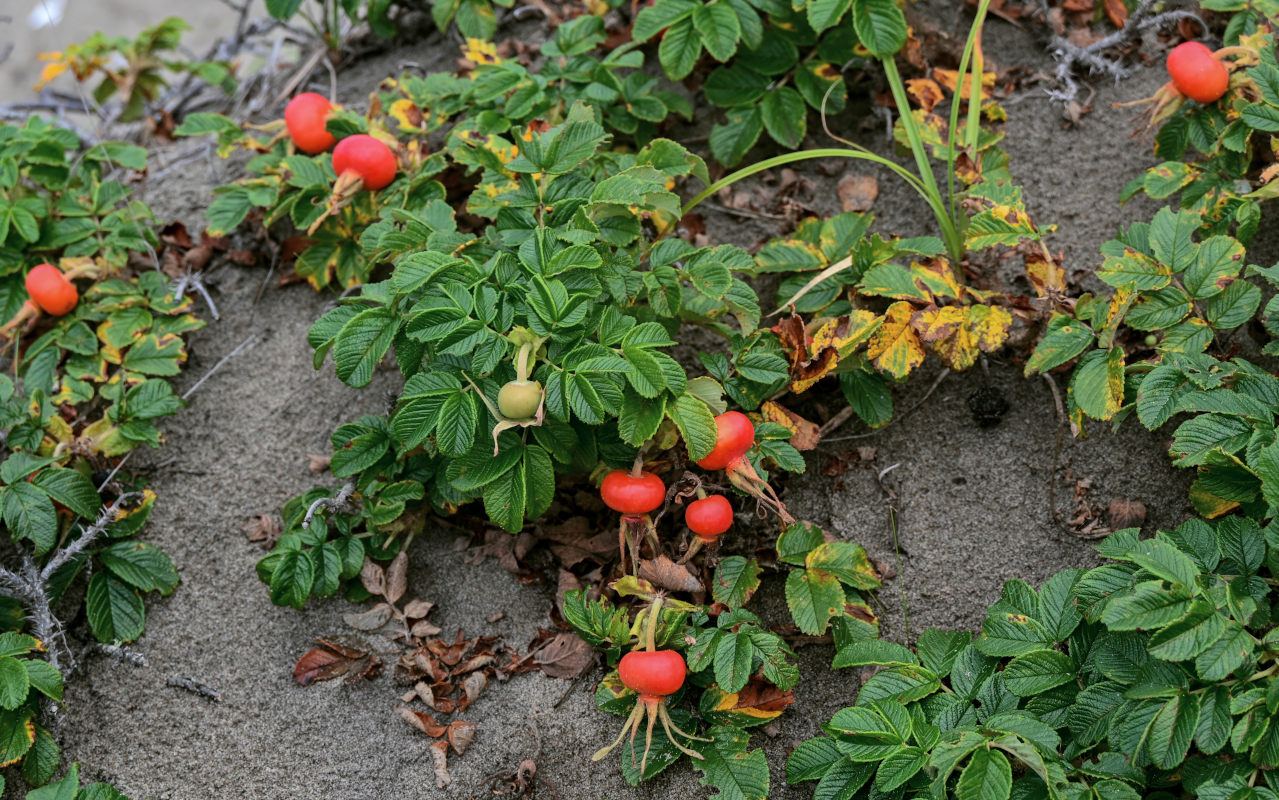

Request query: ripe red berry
[
  {"left": 618, "top": 650, "right": 686, "bottom": 700},
  {"left": 600, "top": 469, "right": 666, "bottom": 515},
  {"left": 284, "top": 93, "right": 337, "bottom": 155},
  {"left": 686, "top": 495, "right": 733, "bottom": 540},
  {"left": 332, "top": 134, "right": 397, "bottom": 190},
  {"left": 1166, "top": 42, "right": 1229, "bottom": 104},
  {"left": 24, "top": 264, "right": 77, "bottom": 316},
  {"left": 695, "top": 411, "right": 755, "bottom": 471}
]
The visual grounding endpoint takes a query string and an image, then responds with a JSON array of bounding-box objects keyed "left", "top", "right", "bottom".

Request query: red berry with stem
[
  {"left": 695, "top": 411, "right": 755, "bottom": 470},
  {"left": 284, "top": 92, "right": 336, "bottom": 154},
  {"left": 1166, "top": 41, "right": 1229, "bottom": 103},
  {"left": 618, "top": 650, "right": 686, "bottom": 700},
  {"left": 332, "top": 134, "right": 397, "bottom": 190},
  {"left": 25, "top": 264, "right": 77, "bottom": 316},
  {"left": 686, "top": 495, "right": 733, "bottom": 541},
  {"left": 600, "top": 469, "right": 666, "bottom": 515}
]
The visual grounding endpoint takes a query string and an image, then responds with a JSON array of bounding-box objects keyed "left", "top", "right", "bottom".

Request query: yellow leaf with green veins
[
  {"left": 867, "top": 302, "right": 925, "bottom": 379},
  {"left": 967, "top": 305, "right": 1012, "bottom": 352}
]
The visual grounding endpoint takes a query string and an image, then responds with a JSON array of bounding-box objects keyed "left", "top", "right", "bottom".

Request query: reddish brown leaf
[
  {"left": 526, "top": 632, "right": 595, "bottom": 679},
  {"left": 1107, "top": 497, "right": 1146, "bottom": 529},
  {"left": 448, "top": 720, "right": 477, "bottom": 755},
  {"left": 293, "top": 648, "right": 354, "bottom": 686},
  {"left": 1102, "top": 0, "right": 1127, "bottom": 27},
  {"left": 398, "top": 706, "right": 449, "bottom": 737},
  {"left": 430, "top": 740, "right": 451, "bottom": 788},
  {"left": 732, "top": 677, "right": 796, "bottom": 714}
]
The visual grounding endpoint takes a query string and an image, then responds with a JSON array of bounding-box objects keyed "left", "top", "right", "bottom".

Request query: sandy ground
[
  {"left": 1, "top": 0, "right": 260, "bottom": 105},
  {"left": 0, "top": 3, "right": 1261, "bottom": 799}
]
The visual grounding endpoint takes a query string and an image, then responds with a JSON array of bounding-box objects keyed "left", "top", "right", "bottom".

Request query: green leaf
[
  {"left": 1148, "top": 207, "right": 1200, "bottom": 275},
  {"left": 633, "top": 0, "right": 697, "bottom": 42},
  {"left": 0, "top": 658, "right": 28, "bottom": 710},
  {"left": 98, "top": 541, "right": 179, "bottom": 595},
  {"left": 808, "top": 0, "right": 852, "bottom": 32},
  {"left": 785, "top": 568, "right": 844, "bottom": 635},
  {"left": 1001, "top": 650, "right": 1075, "bottom": 696},
  {"left": 267, "top": 550, "right": 314, "bottom": 610},
  {"left": 1136, "top": 365, "right": 1188, "bottom": 428},
  {"left": 1124, "top": 537, "right": 1200, "bottom": 586},
  {"left": 483, "top": 455, "right": 527, "bottom": 532},
  {"left": 1195, "top": 620, "right": 1252, "bottom": 680},
  {"left": 832, "top": 640, "right": 918, "bottom": 669},
  {"left": 916, "top": 629, "right": 971, "bottom": 677},
  {"left": 760, "top": 87, "right": 807, "bottom": 149},
  {"left": 806, "top": 541, "right": 881, "bottom": 590},
  {"left": 1146, "top": 693, "right": 1200, "bottom": 769},
  {"left": 786, "top": 737, "right": 845, "bottom": 783},
  {"left": 85, "top": 573, "right": 145, "bottom": 642},
  {"left": 27, "top": 762, "right": 78, "bottom": 800},
  {"left": 714, "top": 632, "right": 755, "bottom": 692},
  {"left": 1146, "top": 601, "right": 1225, "bottom": 662},
  {"left": 1184, "top": 235, "right": 1244, "bottom": 299},
  {"left": 1069, "top": 347, "right": 1125, "bottom": 421},
  {"left": 2, "top": 483, "right": 57, "bottom": 556},
  {"left": 668, "top": 392, "right": 717, "bottom": 460},
  {"left": 850, "top": 0, "right": 907, "bottom": 58},
  {"left": 875, "top": 746, "right": 927, "bottom": 792},
  {"left": 30, "top": 468, "right": 100, "bottom": 519},
  {"left": 657, "top": 18, "right": 702, "bottom": 81},
  {"left": 955, "top": 747, "right": 1012, "bottom": 800},
  {"left": 1024, "top": 315, "right": 1094, "bottom": 376},
  {"left": 693, "top": 2, "right": 741, "bottom": 61},
  {"left": 712, "top": 556, "right": 762, "bottom": 607},
  {"left": 435, "top": 392, "right": 478, "bottom": 457},
  {"left": 1100, "top": 581, "right": 1193, "bottom": 631},
  {"left": 24, "top": 661, "right": 61, "bottom": 703},
  {"left": 20, "top": 723, "right": 57, "bottom": 787},
  {"left": 709, "top": 106, "right": 763, "bottom": 167},
  {"left": 1170, "top": 413, "right": 1252, "bottom": 466},
  {"left": 333, "top": 308, "right": 397, "bottom": 388},
  {"left": 695, "top": 726, "right": 769, "bottom": 800},
  {"left": 777, "top": 520, "right": 825, "bottom": 565}
]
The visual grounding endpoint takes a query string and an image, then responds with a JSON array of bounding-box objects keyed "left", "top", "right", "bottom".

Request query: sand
[{"left": 0, "top": 5, "right": 1257, "bottom": 798}]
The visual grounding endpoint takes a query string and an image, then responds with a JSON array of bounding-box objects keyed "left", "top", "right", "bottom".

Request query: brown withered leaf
[
  {"left": 1107, "top": 497, "right": 1146, "bottom": 530},
  {"left": 905, "top": 78, "right": 944, "bottom": 112},
  {"left": 385, "top": 551, "right": 408, "bottom": 604},
  {"left": 837, "top": 174, "right": 879, "bottom": 212},
  {"left": 404, "top": 599, "right": 435, "bottom": 619},
  {"left": 430, "top": 740, "right": 452, "bottom": 788},
  {"left": 306, "top": 453, "right": 331, "bottom": 474},
  {"left": 448, "top": 721, "right": 477, "bottom": 755},
  {"left": 732, "top": 677, "right": 797, "bottom": 715},
  {"left": 525, "top": 631, "right": 595, "bottom": 679},
  {"left": 343, "top": 602, "right": 394, "bottom": 632},
  {"left": 774, "top": 314, "right": 840, "bottom": 392},
  {"left": 459, "top": 672, "right": 487, "bottom": 711},
  {"left": 1102, "top": 0, "right": 1127, "bottom": 27},
  {"left": 638, "top": 555, "right": 703, "bottom": 594},
  {"left": 360, "top": 558, "right": 386, "bottom": 596},
  {"left": 412, "top": 619, "right": 444, "bottom": 638},
  {"left": 760, "top": 401, "right": 821, "bottom": 450},
  {"left": 294, "top": 638, "right": 380, "bottom": 686},
  {"left": 399, "top": 707, "right": 449, "bottom": 737},
  {"left": 241, "top": 514, "right": 280, "bottom": 546}
]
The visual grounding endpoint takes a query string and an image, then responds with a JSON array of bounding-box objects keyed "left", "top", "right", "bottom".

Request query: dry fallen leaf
[
  {"left": 241, "top": 514, "right": 280, "bottom": 546},
  {"left": 448, "top": 720, "right": 477, "bottom": 755},
  {"left": 526, "top": 631, "right": 595, "bottom": 679},
  {"left": 430, "top": 740, "right": 451, "bottom": 788},
  {"left": 294, "top": 639, "right": 380, "bottom": 686},
  {"left": 1107, "top": 497, "right": 1146, "bottom": 530},
  {"left": 343, "top": 602, "right": 394, "bottom": 632},
  {"left": 760, "top": 401, "right": 821, "bottom": 451},
  {"left": 398, "top": 707, "right": 449, "bottom": 737},
  {"left": 385, "top": 550, "right": 408, "bottom": 604},
  {"left": 360, "top": 558, "right": 386, "bottom": 596},
  {"left": 306, "top": 453, "right": 331, "bottom": 474},
  {"left": 837, "top": 174, "right": 879, "bottom": 212},
  {"left": 638, "top": 555, "right": 703, "bottom": 594}
]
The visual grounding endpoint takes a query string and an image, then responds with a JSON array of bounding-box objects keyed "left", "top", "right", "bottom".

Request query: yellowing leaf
[
  {"left": 760, "top": 401, "right": 820, "bottom": 449},
  {"left": 462, "top": 38, "right": 501, "bottom": 65},
  {"left": 867, "top": 302, "right": 925, "bottom": 379},
  {"left": 389, "top": 99, "right": 426, "bottom": 133},
  {"left": 933, "top": 67, "right": 996, "bottom": 100},
  {"left": 967, "top": 304, "right": 1012, "bottom": 352},
  {"left": 910, "top": 259, "right": 961, "bottom": 300},
  {"left": 1025, "top": 251, "right": 1066, "bottom": 297},
  {"left": 910, "top": 305, "right": 964, "bottom": 344}
]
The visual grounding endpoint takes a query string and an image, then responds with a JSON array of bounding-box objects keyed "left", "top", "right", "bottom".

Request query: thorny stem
[
  {"left": 303, "top": 480, "right": 357, "bottom": 529},
  {"left": 0, "top": 493, "right": 140, "bottom": 703}
]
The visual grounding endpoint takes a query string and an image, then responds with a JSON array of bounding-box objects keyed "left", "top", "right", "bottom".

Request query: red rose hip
[
  {"left": 618, "top": 649, "right": 686, "bottom": 699},
  {"left": 600, "top": 469, "right": 666, "bottom": 515},
  {"left": 1166, "top": 42, "right": 1229, "bottom": 103},
  {"left": 686, "top": 494, "right": 733, "bottom": 540},
  {"left": 695, "top": 411, "right": 755, "bottom": 471},
  {"left": 25, "top": 264, "right": 77, "bottom": 316},
  {"left": 284, "top": 92, "right": 336, "bottom": 154},
  {"left": 332, "top": 134, "right": 397, "bottom": 190}
]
